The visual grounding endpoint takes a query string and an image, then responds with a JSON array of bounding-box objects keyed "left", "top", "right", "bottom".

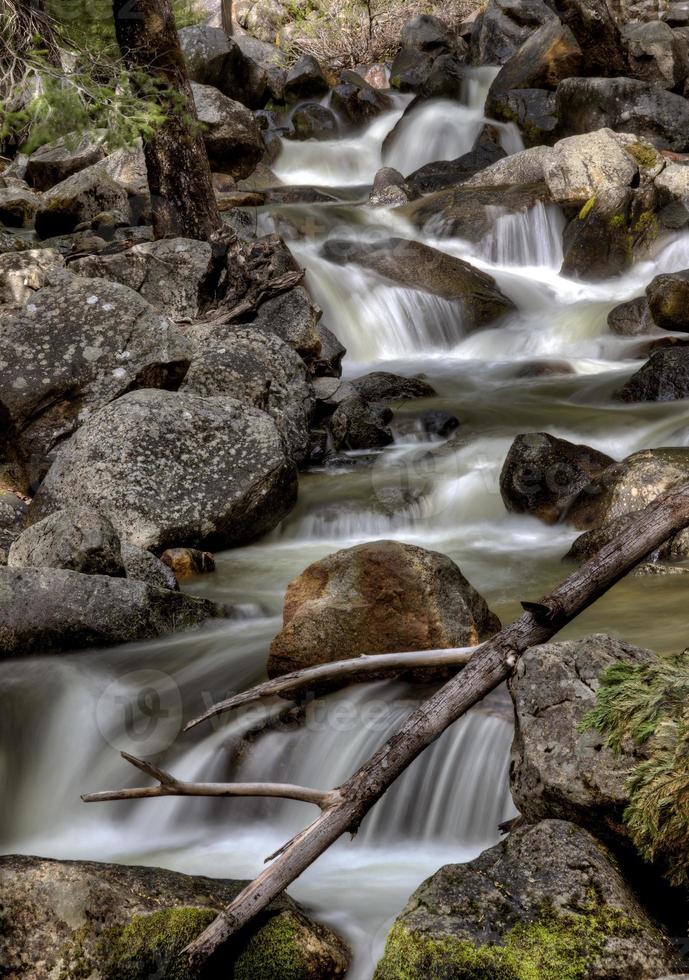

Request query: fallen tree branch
[
  {"left": 184, "top": 647, "right": 477, "bottom": 732},
  {"left": 180, "top": 482, "right": 689, "bottom": 968},
  {"left": 81, "top": 752, "right": 334, "bottom": 808}
]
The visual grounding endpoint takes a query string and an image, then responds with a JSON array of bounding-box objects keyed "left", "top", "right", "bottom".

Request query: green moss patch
[
  {"left": 97, "top": 906, "right": 216, "bottom": 980},
  {"left": 234, "top": 912, "right": 311, "bottom": 980},
  {"left": 578, "top": 196, "right": 596, "bottom": 221},
  {"left": 626, "top": 142, "right": 660, "bottom": 169}
]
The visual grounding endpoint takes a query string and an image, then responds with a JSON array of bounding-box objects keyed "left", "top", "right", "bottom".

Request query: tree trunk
[
  {"left": 112, "top": 0, "right": 221, "bottom": 240},
  {"left": 181, "top": 481, "right": 689, "bottom": 968},
  {"left": 221, "top": 0, "right": 233, "bottom": 34}
]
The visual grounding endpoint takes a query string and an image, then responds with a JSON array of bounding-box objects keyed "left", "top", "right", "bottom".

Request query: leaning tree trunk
[
  {"left": 112, "top": 0, "right": 221, "bottom": 240},
  {"left": 221, "top": 0, "right": 232, "bottom": 34}
]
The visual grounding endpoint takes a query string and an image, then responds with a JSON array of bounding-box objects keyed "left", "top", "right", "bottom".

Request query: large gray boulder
[
  {"left": 622, "top": 20, "right": 688, "bottom": 90},
  {"left": 321, "top": 237, "right": 516, "bottom": 332},
  {"left": 647, "top": 270, "right": 689, "bottom": 330},
  {"left": 284, "top": 54, "right": 330, "bottom": 102},
  {"left": 179, "top": 25, "right": 274, "bottom": 109},
  {"left": 556, "top": 76, "right": 689, "bottom": 152},
  {"left": 8, "top": 507, "right": 124, "bottom": 576},
  {"left": 328, "top": 394, "right": 393, "bottom": 450},
  {"left": 0, "top": 566, "right": 217, "bottom": 658},
  {"left": 543, "top": 128, "right": 654, "bottom": 204},
  {"left": 121, "top": 541, "right": 178, "bottom": 590},
  {"left": 180, "top": 326, "right": 313, "bottom": 463},
  {"left": 375, "top": 819, "right": 676, "bottom": 980},
  {"left": 0, "top": 855, "right": 351, "bottom": 978},
  {"left": 0, "top": 248, "right": 64, "bottom": 307},
  {"left": 25, "top": 130, "right": 107, "bottom": 192},
  {"left": 35, "top": 167, "right": 129, "bottom": 238},
  {"left": 462, "top": 144, "right": 555, "bottom": 188},
  {"left": 70, "top": 238, "right": 221, "bottom": 321},
  {"left": 252, "top": 285, "right": 324, "bottom": 363},
  {"left": 614, "top": 347, "right": 689, "bottom": 402},
  {"left": 191, "top": 82, "right": 263, "bottom": 179},
  {"left": 472, "top": 0, "right": 557, "bottom": 66},
  {"left": 29, "top": 389, "right": 298, "bottom": 552},
  {"left": 509, "top": 635, "right": 655, "bottom": 838},
  {"left": 0, "top": 272, "right": 190, "bottom": 483}
]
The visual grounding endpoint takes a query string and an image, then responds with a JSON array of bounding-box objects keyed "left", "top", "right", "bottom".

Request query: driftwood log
[{"left": 83, "top": 482, "right": 689, "bottom": 969}]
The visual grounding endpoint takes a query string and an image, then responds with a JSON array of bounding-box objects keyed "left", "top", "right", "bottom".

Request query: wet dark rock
[
  {"left": 268, "top": 540, "right": 500, "bottom": 680},
  {"left": 29, "top": 389, "right": 298, "bottom": 552},
  {"left": 556, "top": 77, "right": 689, "bottom": 152},
  {"left": 566, "top": 510, "right": 689, "bottom": 563},
  {"left": 401, "top": 14, "right": 453, "bottom": 53},
  {"left": 567, "top": 447, "right": 689, "bottom": 530},
  {"left": 234, "top": 34, "right": 289, "bottom": 102},
  {"left": 121, "top": 542, "right": 178, "bottom": 590},
  {"left": 252, "top": 284, "right": 323, "bottom": 364},
  {"left": 368, "top": 167, "right": 417, "bottom": 207},
  {"left": 389, "top": 48, "right": 435, "bottom": 92},
  {"left": 622, "top": 20, "right": 689, "bottom": 90},
  {"left": 190, "top": 82, "right": 263, "bottom": 179},
  {"left": 407, "top": 125, "right": 506, "bottom": 194},
  {"left": 328, "top": 394, "right": 393, "bottom": 450},
  {"left": 0, "top": 272, "right": 191, "bottom": 485},
  {"left": 35, "top": 167, "right": 129, "bottom": 239},
  {"left": 491, "top": 87, "right": 558, "bottom": 147},
  {"left": 263, "top": 185, "right": 339, "bottom": 205},
  {"left": 471, "top": 0, "right": 557, "bottom": 66},
  {"left": 289, "top": 103, "right": 339, "bottom": 142},
  {"left": 179, "top": 25, "right": 274, "bottom": 109},
  {"left": 0, "top": 566, "right": 218, "bottom": 658},
  {"left": 161, "top": 547, "right": 216, "bottom": 579},
  {"left": 654, "top": 163, "right": 689, "bottom": 229},
  {"left": 313, "top": 323, "right": 346, "bottom": 378},
  {"left": 418, "top": 410, "right": 460, "bottom": 438},
  {"left": 8, "top": 507, "right": 124, "bottom": 577},
  {"left": 0, "top": 183, "right": 42, "bottom": 228},
  {"left": 180, "top": 325, "right": 313, "bottom": 463},
  {"left": 418, "top": 53, "right": 466, "bottom": 100},
  {"left": 513, "top": 359, "right": 575, "bottom": 378},
  {"left": 321, "top": 237, "right": 516, "bottom": 332},
  {"left": 25, "top": 131, "right": 107, "bottom": 192},
  {"left": 0, "top": 855, "right": 351, "bottom": 978},
  {"left": 311, "top": 378, "right": 356, "bottom": 417},
  {"left": 284, "top": 54, "right": 330, "bottom": 102},
  {"left": 547, "top": 0, "right": 627, "bottom": 74},
  {"left": 646, "top": 270, "right": 689, "bottom": 330},
  {"left": 608, "top": 296, "right": 658, "bottom": 336},
  {"left": 500, "top": 432, "right": 614, "bottom": 524},
  {"left": 331, "top": 71, "right": 393, "bottom": 127},
  {"left": 614, "top": 347, "right": 689, "bottom": 402},
  {"left": 350, "top": 372, "right": 436, "bottom": 403},
  {"left": 375, "top": 819, "right": 676, "bottom": 980},
  {"left": 510, "top": 635, "right": 655, "bottom": 838}
]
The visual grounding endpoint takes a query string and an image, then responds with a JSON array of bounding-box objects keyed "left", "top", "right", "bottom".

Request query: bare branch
[{"left": 184, "top": 647, "right": 477, "bottom": 732}]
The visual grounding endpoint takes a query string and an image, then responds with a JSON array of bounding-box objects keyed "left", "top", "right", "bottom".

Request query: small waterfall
[{"left": 476, "top": 202, "right": 566, "bottom": 270}]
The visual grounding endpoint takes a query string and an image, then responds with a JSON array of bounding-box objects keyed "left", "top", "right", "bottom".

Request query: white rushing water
[{"left": 4, "top": 68, "right": 689, "bottom": 979}]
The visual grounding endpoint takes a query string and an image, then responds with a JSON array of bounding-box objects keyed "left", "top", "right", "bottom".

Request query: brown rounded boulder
[{"left": 267, "top": 540, "right": 500, "bottom": 681}]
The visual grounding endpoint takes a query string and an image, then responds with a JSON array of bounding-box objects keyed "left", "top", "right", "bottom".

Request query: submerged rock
[
  {"left": 500, "top": 432, "right": 614, "bottom": 524},
  {"left": 0, "top": 566, "right": 217, "bottom": 658},
  {"left": 268, "top": 540, "right": 500, "bottom": 680},
  {"left": 8, "top": 507, "right": 124, "bottom": 576},
  {"left": 375, "top": 819, "right": 676, "bottom": 980},
  {"left": 0, "top": 855, "right": 351, "bottom": 978},
  {"left": 29, "top": 389, "right": 298, "bottom": 552},
  {"left": 369, "top": 167, "right": 417, "bottom": 207}
]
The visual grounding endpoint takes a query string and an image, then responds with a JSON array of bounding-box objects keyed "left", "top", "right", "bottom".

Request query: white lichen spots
[
  {"left": 86, "top": 294, "right": 99, "bottom": 306},
  {"left": 112, "top": 368, "right": 127, "bottom": 380},
  {"left": 12, "top": 376, "right": 27, "bottom": 390},
  {"left": 82, "top": 346, "right": 103, "bottom": 363}
]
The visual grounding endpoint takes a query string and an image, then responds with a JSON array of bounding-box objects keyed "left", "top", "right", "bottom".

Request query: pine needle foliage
[{"left": 582, "top": 651, "right": 689, "bottom": 885}]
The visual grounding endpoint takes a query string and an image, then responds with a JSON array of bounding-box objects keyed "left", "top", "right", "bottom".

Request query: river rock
[
  {"left": 549, "top": 0, "right": 628, "bottom": 73},
  {"left": 234, "top": 35, "right": 288, "bottom": 102},
  {"left": 252, "top": 284, "right": 323, "bottom": 364},
  {"left": 190, "top": 82, "right": 263, "bottom": 179},
  {"left": 401, "top": 15, "right": 453, "bottom": 53},
  {"left": 179, "top": 26, "right": 272, "bottom": 109},
  {"left": 268, "top": 540, "right": 500, "bottom": 679},
  {"left": 368, "top": 167, "right": 416, "bottom": 207},
  {"left": 25, "top": 130, "right": 107, "bottom": 192},
  {"left": 472, "top": 0, "right": 557, "bottom": 66},
  {"left": 331, "top": 71, "right": 393, "bottom": 127},
  {"left": 121, "top": 542, "right": 178, "bottom": 590},
  {"left": 0, "top": 248, "right": 64, "bottom": 307},
  {"left": 35, "top": 166, "right": 129, "bottom": 239},
  {"left": 0, "top": 228, "right": 29, "bottom": 255},
  {"left": 646, "top": 270, "right": 689, "bottom": 330},
  {"left": 500, "top": 432, "right": 614, "bottom": 523},
  {"left": 161, "top": 547, "right": 215, "bottom": 579},
  {"left": 70, "top": 237, "right": 222, "bottom": 320},
  {"left": 8, "top": 507, "right": 124, "bottom": 577},
  {"left": 0, "top": 183, "right": 42, "bottom": 228},
  {"left": 284, "top": 55, "right": 330, "bottom": 102},
  {"left": 556, "top": 77, "right": 689, "bottom": 152},
  {"left": 566, "top": 509, "right": 689, "bottom": 563},
  {"left": 614, "top": 347, "right": 689, "bottom": 401},
  {"left": 623, "top": 20, "right": 688, "bottom": 90},
  {"left": 0, "top": 492, "right": 27, "bottom": 564},
  {"left": 567, "top": 447, "right": 689, "bottom": 530},
  {"left": 321, "top": 237, "right": 516, "bottom": 332},
  {"left": 509, "top": 634, "right": 655, "bottom": 839},
  {"left": 654, "top": 163, "right": 689, "bottom": 228},
  {"left": 408, "top": 125, "right": 506, "bottom": 194},
  {"left": 374, "top": 819, "right": 676, "bottom": 980},
  {"left": 328, "top": 394, "right": 393, "bottom": 450},
  {"left": 608, "top": 296, "right": 657, "bottom": 335},
  {"left": 313, "top": 323, "right": 345, "bottom": 378},
  {"left": 0, "top": 855, "right": 351, "bottom": 978},
  {"left": 29, "top": 389, "right": 298, "bottom": 552},
  {"left": 0, "top": 566, "right": 217, "bottom": 658},
  {"left": 0, "top": 272, "right": 190, "bottom": 484},
  {"left": 543, "top": 128, "right": 645, "bottom": 204},
  {"left": 350, "top": 372, "right": 436, "bottom": 402},
  {"left": 463, "top": 143, "right": 554, "bottom": 187},
  {"left": 389, "top": 48, "right": 435, "bottom": 92},
  {"left": 290, "top": 103, "right": 339, "bottom": 142},
  {"left": 416, "top": 53, "right": 466, "bottom": 100},
  {"left": 180, "top": 326, "right": 313, "bottom": 463}
]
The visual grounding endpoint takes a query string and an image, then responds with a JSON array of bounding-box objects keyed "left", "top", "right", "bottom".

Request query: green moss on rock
[
  {"left": 97, "top": 906, "right": 216, "bottom": 979},
  {"left": 578, "top": 196, "right": 596, "bottom": 221},
  {"left": 234, "top": 912, "right": 311, "bottom": 980},
  {"left": 374, "top": 905, "right": 639, "bottom": 980},
  {"left": 626, "top": 142, "right": 660, "bottom": 169}
]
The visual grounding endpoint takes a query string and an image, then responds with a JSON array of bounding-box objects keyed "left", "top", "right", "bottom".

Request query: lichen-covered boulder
[
  {"left": 328, "top": 394, "right": 393, "bottom": 450},
  {"left": 0, "top": 272, "right": 190, "bottom": 483},
  {"left": 29, "top": 389, "right": 298, "bottom": 552},
  {"left": 267, "top": 540, "right": 500, "bottom": 679},
  {"left": 8, "top": 507, "right": 124, "bottom": 576},
  {"left": 500, "top": 432, "right": 614, "bottom": 524},
  {"left": 509, "top": 635, "right": 655, "bottom": 838},
  {"left": 614, "top": 347, "right": 689, "bottom": 402},
  {"left": 0, "top": 855, "right": 351, "bottom": 978},
  {"left": 375, "top": 819, "right": 676, "bottom": 980},
  {"left": 622, "top": 20, "right": 688, "bottom": 90},
  {"left": 0, "top": 567, "right": 217, "bottom": 658},
  {"left": 252, "top": 285, "right": 323, "bottom": 364},
  {"left": 70, "top": 238, "right": 222, "bottom": 321},
  {"left": 543, "top": 129, "right": 653, "bottom": 205},
  {"left": 35, "top": 167, "right": 129, "bottom": 238},
  {"left": 25, "top": 130, "right": 107, "bottom": 192},
  {"left": 321, "top": 237, "right": 516, "bottom": 332},
  {"left": 121, "top": 542, "right": 178, "bottom": 590},
  {"left": 180, "top": 326, "right": 314, "bottom": 463},
  {"left": 191, "top": 82, "right": 263, "bottom": 178},
  {"left": 567, "top": 447, "right": 689, "bottom": 530}
]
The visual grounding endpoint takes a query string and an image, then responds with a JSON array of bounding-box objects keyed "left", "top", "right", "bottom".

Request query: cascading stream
[{"left": 3, "top": 69, "right": 689, "bottom": 979}]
